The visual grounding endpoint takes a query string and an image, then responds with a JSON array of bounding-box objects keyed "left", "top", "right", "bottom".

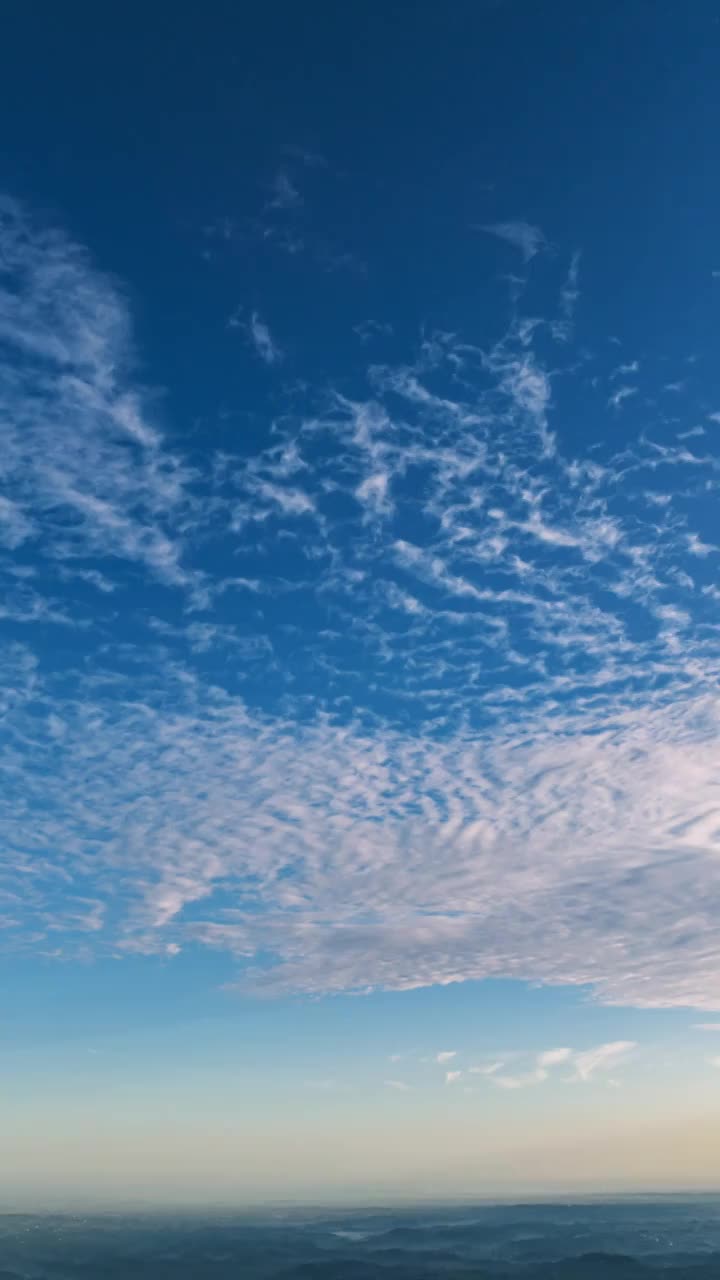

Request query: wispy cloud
[
  {"left": 552, "top": 251, "right": 581, "bottom": 341},
  {"left": 281, "top": 145, "right": 327, "bottom": 169},
  {"left": 354, "top": 319, "right": 394, "bottom": 344},
  {"left": 609, "top": 385, "right": 638, "bottom": 410},
  {"left": 570, "top": 1041, "right": 637, "bottom": 1082},
  {"left": 228, "top": 307, "right": 284, "bottom": 365},
  {"left": 356, "top": 469, "right": 393, "bottom": 521},
  {"left": 687, "top": 533, "right": 716, "bottom": 557},
  {"left": 0, "top": 196, "right": 198, "bottom": 592},
  {"left": 3, "top": 197, "right": 720, "bottom": 1018},
  {"left": 488, "top": 1042, "right": 635, "bottom": 1090},
  {"left": 494, "top": 1068, "right": 547, "bottom": 1090},
  {"left": 612, "top": 360, "right": 640, "bottom": 378},
  {"left": 229, "top": 307, "right": 283, "bottom": 368},
  {"left": 250, "top": 311, "right": 283, "bottom": 364},
  {"left": 537, "top": 1047, "right": 573, "bottom": 1069},
  {"left": 266, "top": 171, "right": 302, "bottom": 211},
  {"left": 479, "top": 220, "right": 547, "bottom": 263},
  {"left": 436, "top": 1050, "right": 457, "bottom": 1063}
]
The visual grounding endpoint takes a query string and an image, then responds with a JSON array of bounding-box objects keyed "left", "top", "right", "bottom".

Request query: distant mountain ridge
[{"left": 2, "top": 1202, "right": 720, "bottom": 1280}]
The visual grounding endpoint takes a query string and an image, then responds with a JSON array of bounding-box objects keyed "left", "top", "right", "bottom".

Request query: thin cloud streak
[{"left": 479, "top": 220, "right": 547, "bottom": 262}]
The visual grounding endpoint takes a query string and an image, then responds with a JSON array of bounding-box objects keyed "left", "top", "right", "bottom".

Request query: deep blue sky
[
  {"left": 5, "top": 1, "right": 720, "bottom": 383},
  {"left": 2, "top": 0, "right": 720, "bottom": 1203}
]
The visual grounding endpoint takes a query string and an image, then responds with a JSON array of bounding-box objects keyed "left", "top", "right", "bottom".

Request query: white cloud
[
  {"left": 0, "top": 196, "right": 198, "bottom": 590},
  {"left": 356, "top": 470, "right": 393, "bottom": 520},
  {"left": 687, "top": 533, "right": 716, "bottom": 557},
  {"left": 3, "top": 197, "right": 720, "bottom": 1020},
  {"left": 0, "top": 495, "right": 35, "bottom": 548},
  {"left": 255, "top": 481, "right": 314, "bottom": 515},
  {"left": 249, "top": 311, "right": 283, "bottom": 365},
  {"left": 436, "top": 1050, "right": 457, "bottom": 1063},
  {"left": 570, "top": 1041, "right": 637, "bottom": 1082},
  {"left": 537, "top": 1047, "right": 573, "bottom": 1069},
  {"left": 494, "top": 1069, "right": 547, "bottom": 1090},
  {"left": 445, "top": 1070, "right": 462, "bottom": 1084},
  {"left": 611, "top": 360, "right": 640, "bottom": 378},
  {"left": 476, "top": 1043, "right": 635, "bottom": 1090},
  {"left": 354, "top": 319, "right": 393, "bottom": 343},
  {"left": 384, "top": 1079, "right": 410, "bottom": 1091},
  {"left": 267, "top": 171, "right": 302, "bottom": 210},
  {"left": 479, "top": 220, "right": 547, "bottom": 263},
  {"left": 552, "top": 251, "right": 581, "bottom": 341},
  {"left": 8, "top": 639, "right": 720, "bottom": 1009},
  {"left": 609, "top": 386, "right": 637, "bottom": 410},
  {"left": 229, "top": 306, "right": 284, "bottom": 366},
  {"left": 694, "top": 1023, "right": 720, "bottom": 1032}
]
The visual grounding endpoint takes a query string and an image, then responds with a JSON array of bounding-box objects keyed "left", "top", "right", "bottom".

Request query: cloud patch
[
  {"left": 2, "top": 197, "right": 720, "bottom": 1017},
  {"left": 479, "top": 220, "right": 547, "bottom": 263}
]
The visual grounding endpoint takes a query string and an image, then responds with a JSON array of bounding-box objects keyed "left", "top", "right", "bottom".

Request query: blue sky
[{"left": 2, "top": 0, "right": 720, "bottom": 1203}]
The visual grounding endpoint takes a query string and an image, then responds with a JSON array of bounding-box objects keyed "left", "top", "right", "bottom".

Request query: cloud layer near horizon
[{"left": 2, "top": 197, "right": 720, "bottom": 1008}]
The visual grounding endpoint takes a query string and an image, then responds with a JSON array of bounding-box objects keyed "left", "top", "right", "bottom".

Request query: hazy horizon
[{"left": 5, "top": 1188, "right": 720, "bottom": 1215}]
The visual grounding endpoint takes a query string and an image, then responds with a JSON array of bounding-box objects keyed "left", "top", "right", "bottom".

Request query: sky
[{"left": 2, "top": 0, "right": 720, "bottom": 1206}]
